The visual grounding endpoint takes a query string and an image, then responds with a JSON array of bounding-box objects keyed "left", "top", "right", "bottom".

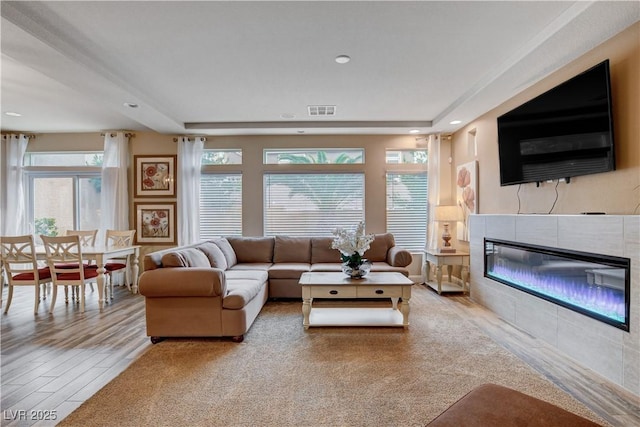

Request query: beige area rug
[{"left": 60, "top": 285, "right": 604, "bottom": 427}]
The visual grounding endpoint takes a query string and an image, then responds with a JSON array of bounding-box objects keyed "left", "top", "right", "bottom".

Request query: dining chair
[
  {"left": 1, "top": 235, "right": 52, "bottom": 314},
  {"left": 104, "top": 229, "right": 136, "bottom": 299},
  {"left": 62, "top": 229, "right": 98, "bottom": 299},
  {"left": 41, "top": 235, "right": 99, "bottom": 313},
  {"left": 65, "top": 229, "right": 98, "bottom": 246}
]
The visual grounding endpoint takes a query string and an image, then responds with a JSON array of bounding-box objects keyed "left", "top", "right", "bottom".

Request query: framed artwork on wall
[
  {"left": 134, "top": 202, "right": 177, "bottom": 245},
  {"left": 456, "top": 160, "right": 478, "bottom": 242},
  {"left": 134, "top": 155, "right": 177, "bottom": 198}
]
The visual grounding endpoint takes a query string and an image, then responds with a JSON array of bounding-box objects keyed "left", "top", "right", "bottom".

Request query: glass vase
[{"left": 341, "top": 259, "right": 371, "bottom": 279}]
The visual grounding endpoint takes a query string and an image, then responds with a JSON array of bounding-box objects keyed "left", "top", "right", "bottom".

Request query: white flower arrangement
[{"left": 331, "top": 221, "right": 375, "bottom": 268}]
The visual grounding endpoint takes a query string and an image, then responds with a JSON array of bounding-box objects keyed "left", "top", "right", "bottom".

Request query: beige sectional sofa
[{"left": 138, "top": 234, "right": 412, "bottom": 342}]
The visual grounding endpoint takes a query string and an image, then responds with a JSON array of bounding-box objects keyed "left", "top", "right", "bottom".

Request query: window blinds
[
  {"left": 386, "top": 172, "right": 428, "bottom": 251},
  {"left": 200, "top": 174, "right": 242, "bottom": 238},
  {"left": 264, "top": 173, "right": 364, "bottom": 236}
]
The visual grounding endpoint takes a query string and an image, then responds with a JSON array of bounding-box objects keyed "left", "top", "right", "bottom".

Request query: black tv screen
[{"left": 497, "top": 60, "right": 615, "bottom": 186}]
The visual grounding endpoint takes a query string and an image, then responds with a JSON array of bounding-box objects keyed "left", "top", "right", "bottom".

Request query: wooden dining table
[{"left": 35, "top": 244, "right": 141, "bottom": 310}]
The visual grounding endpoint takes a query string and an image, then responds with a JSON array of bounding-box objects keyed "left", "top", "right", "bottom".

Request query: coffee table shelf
[
  {"left": 308, "top": 307, "right": 405, "bottom": 327},
  {"left": 299, "top": 272, "right": 414, "bottom": 329}
]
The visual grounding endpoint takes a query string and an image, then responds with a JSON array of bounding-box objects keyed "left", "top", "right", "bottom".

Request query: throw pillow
[
  {"left": 197, "top": 242, "right": 229, "bottom": 270},
  {"left": 161, "top": 248, "right": 210, "bottom": 268},
  {"left": 210, "top": 238, "right": 238, "bottom": 268}
]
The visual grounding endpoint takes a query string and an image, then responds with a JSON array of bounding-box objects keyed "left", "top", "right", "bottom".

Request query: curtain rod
[
  {"left": 101, "top": 132, "right": 134, "bottom": 138},
  {"left": 1, "top": 133, "right": 36, "bottom": 139},
  {"left": 173, "top": 137, "right": 207, "bottom": 142}
]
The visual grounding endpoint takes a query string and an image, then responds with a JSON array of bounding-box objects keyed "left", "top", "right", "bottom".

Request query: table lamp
[{"left": 435, "top": 205, "right": 462, "bottom": 253}]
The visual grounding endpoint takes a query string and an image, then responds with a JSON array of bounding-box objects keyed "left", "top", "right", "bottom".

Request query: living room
[{"left": 1, "top": 2, "right": 639, "bottom": 426}]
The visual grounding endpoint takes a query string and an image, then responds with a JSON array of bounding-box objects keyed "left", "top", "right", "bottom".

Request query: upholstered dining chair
[
  {"left": 1, "top": 235, "right": 52, "bottom": 314},
  {"left": 41, "top": 235, "right": 99, "bottom": 313},
  {"left": 104, "top": 229, "right": 136, "bottom": 299},
  {"left": 62, "top": 229, "right": 98, "bottom": 299}
]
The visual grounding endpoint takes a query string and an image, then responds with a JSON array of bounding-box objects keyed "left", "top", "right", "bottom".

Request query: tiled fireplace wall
[{"left": 469, "top": 214, "right": 639, "bottom": 397}]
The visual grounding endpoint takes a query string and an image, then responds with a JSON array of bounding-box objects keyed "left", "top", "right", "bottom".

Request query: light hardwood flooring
[
  {"left": 1, "top": 284, "right": 151, "bottom": 426},
  {"left": 1, "top": 283, "right": 639, "bottom": 426}
]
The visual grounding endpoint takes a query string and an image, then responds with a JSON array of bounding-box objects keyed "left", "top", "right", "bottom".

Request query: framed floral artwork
[
  {"left": 134, "top": 202, "right": 177, "bottom": 245},
  {"left": 456, "top": 160, "right": 478, "bottom": 242},
  {"left": 134, "top": 155, "right": 177, "bottom": 197}
]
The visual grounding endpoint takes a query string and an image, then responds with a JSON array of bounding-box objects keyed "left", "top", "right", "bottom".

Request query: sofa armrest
[
  {"left": 138, "top": 268, "right": 227, "bottom": 297},
  {"left": 387, "top": 246, "right": 413, "bottom": 267}
]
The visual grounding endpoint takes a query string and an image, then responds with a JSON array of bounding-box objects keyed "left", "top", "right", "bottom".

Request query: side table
[{"left": 424, "top": 250, "right": 470, "bottom": 295}]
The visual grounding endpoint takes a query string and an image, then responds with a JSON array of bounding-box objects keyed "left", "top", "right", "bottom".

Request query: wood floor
[{"left": 1, "top": 283, "right": 639, "bottom": 426}]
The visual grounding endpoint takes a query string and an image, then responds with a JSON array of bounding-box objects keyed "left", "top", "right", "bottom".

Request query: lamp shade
[{"left": 435, "top": 205, "right": 462, "bottom": 222}]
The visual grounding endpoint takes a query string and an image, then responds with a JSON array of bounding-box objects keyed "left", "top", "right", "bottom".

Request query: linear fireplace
[{"left": 484, "top": 238, "right": 630, "bottom": 331}]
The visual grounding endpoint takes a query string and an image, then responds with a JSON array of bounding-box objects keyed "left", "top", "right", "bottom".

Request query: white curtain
[
  {"left": 177, "top": 136, "right": 204, "bottom": 245},
  {"left": 100, "top": 132, "right": 130, "bottom": 243},
  {"left": 426, "top": 134, "right": 441, "bottom": 250},
  {"left": 2, "top": 134, "right": 30, "bottom": 236}
]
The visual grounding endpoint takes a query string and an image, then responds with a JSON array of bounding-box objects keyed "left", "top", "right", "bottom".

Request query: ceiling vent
[{"left": 308, "top": 105, "right": 336, "bottom": 116}]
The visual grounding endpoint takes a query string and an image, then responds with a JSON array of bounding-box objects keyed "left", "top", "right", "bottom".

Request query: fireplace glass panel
[{"left": 484, "top": 239, "right": 630, "bottom": 331}]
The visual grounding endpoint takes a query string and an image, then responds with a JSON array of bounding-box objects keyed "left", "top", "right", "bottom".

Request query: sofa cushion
[
  {"left": 310, "top": 263, "right": 343, "bottom": 272},
  {"left": 211, "top": 238, "right": 237, "bottom": 268},
  {"left": 366, "top": 233, "right": 395, "bottom": 262},
  {"left": 223, "top": 279, "right": 266, "bottom": 309},
  {"left": 229, "top": 263, "right": 273, "bottom": 272},
  {"left": 227, "top": 237, "right": 274, "bottom": 263},
  {"left": 225, "top": 269, "right": 269, "bottom": 283},
  {"left": 197, "top": 242, "right": 228, "bottom": 270},
  {"left": 161, "top": 248, "right": 211, "bottom": 268},
  {"left": 273, "top": 236, "right": 311, "bottom": 263},
  {"left": 370, "top": 262, "right": 410, "bottom": 276},
  {"left": 311, "top": 236, "right": 342, "bottom": 264},
  {"left": 268, "top": 263, "right": 311, "bottom": 279}
]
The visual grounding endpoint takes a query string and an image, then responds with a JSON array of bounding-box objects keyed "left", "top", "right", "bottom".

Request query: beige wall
[{"left": 449, "top": 22, "right": 639, "bottom": 221}]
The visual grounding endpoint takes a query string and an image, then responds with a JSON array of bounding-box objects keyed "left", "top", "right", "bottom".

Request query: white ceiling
[{"left": 1, "top": 1, "right": 638, "bottom": 136}]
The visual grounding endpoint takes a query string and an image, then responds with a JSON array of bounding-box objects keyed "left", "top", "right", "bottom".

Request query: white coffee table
[{"left": 299, "top": 272, "right": 414, "bottom": 329}]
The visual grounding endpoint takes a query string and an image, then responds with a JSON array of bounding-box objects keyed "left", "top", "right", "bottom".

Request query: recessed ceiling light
[
  {"left": 280, "top": 113, "right": 295, "bottom": 119},
  {"left": 123, "top": 102, "right": 139, "bottom": 108},
  {"left": 335, "top": 55, "right": 351, "bottom": 64},
  {"left": 409, "top": 129, "right": 420, "bottom": 134},
  {"left": 5, "top": 112, "right": 22, "bottom": 117},
  {"left": 449, "top": 120, "right": 462, "bottom": 125}
]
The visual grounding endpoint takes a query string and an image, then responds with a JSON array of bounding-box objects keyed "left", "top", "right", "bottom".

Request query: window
[
  {"left": 200, "top": 174, "right": 242, "bottom": 237},
  {"left": 386, "top": 172, "right": 428, "bottom": 251},
  {"left": 264, "top": 148, "right": 364, "bottom": 164},
  {"left": 201, "top": 149, "right": 242, "bottom": 165},
  {"left": 25, "top": 152, "right": 103, "bottom": 166},
  {"left": 28, "top": 173, "right": 102, "bottom": 241},
  {"left": 25, "top": 152, "right": 103, "bottom": 241},
  {"left": 264, "top": 173, "right": 364, "bottom": 236},
  {"left": 385, "top": 149, "right": 427, "bottom": 164}
]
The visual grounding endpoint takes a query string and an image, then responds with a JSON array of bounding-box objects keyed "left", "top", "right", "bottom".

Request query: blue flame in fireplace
[{"left": 489, "top": 264, "right": 625, "bottom": 323}]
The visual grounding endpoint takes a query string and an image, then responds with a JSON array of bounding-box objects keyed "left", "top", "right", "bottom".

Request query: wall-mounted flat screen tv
[{"left": 497, "top": 60, "right": 615, "bottom": 186}]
